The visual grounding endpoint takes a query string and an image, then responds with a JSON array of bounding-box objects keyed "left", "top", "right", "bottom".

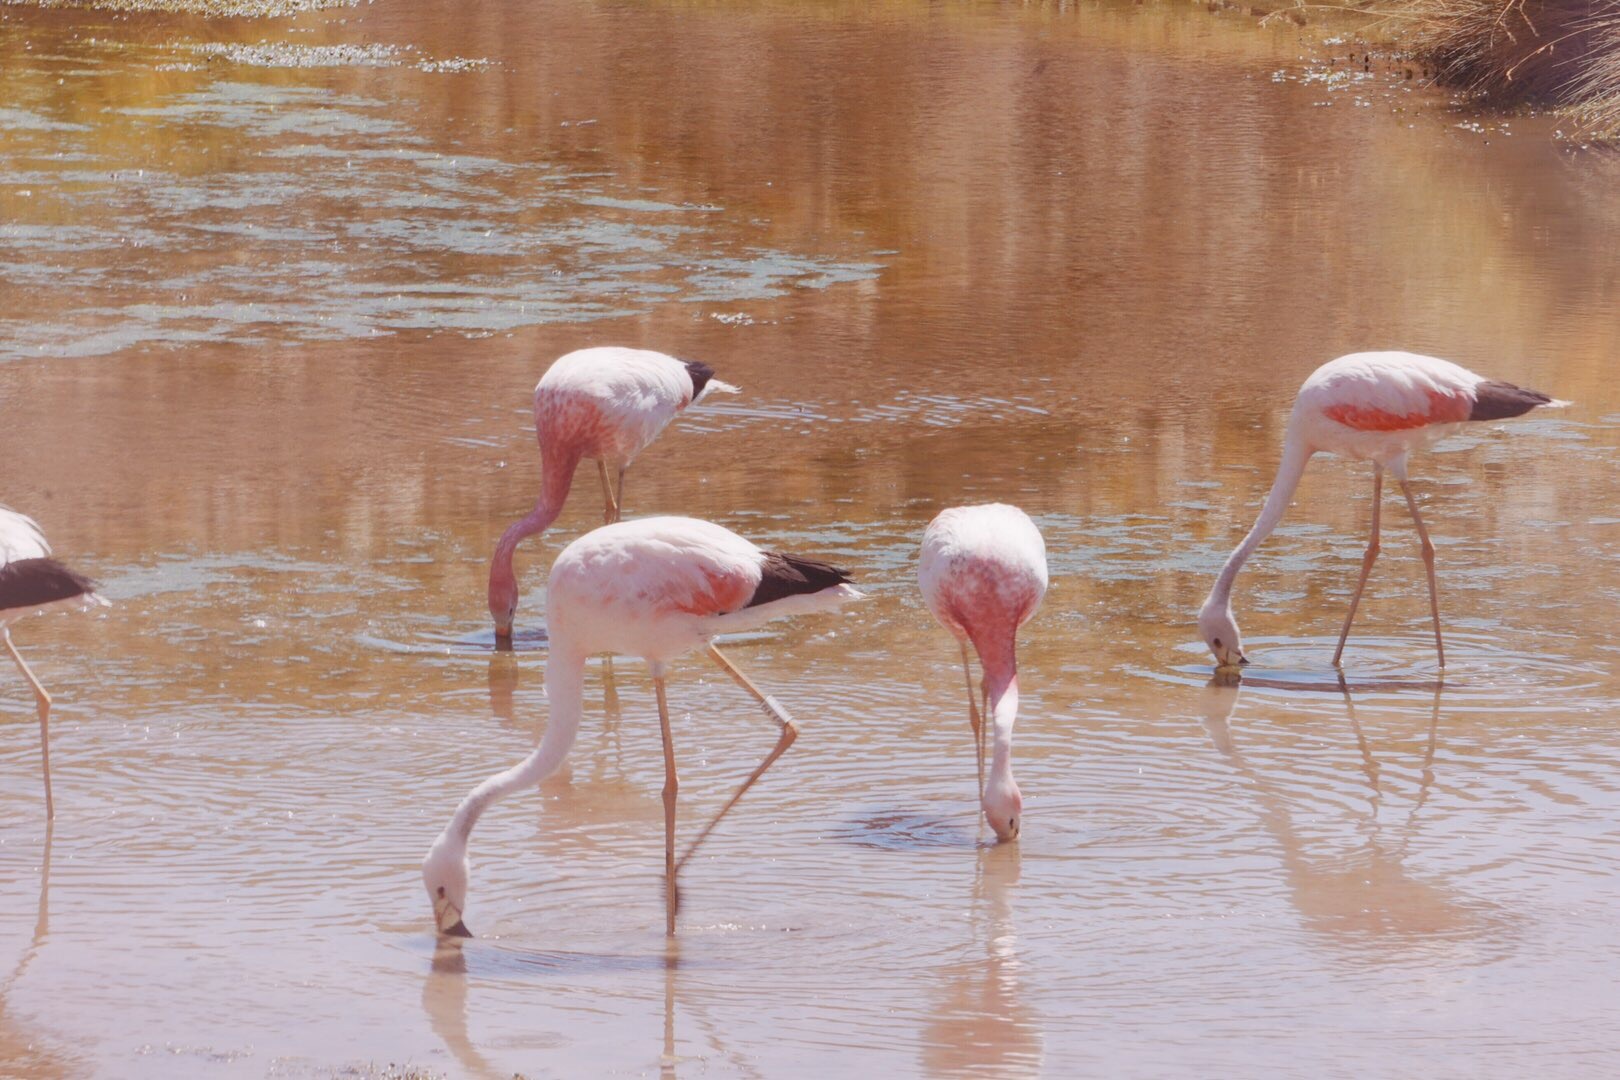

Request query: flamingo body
[
  {"left": 535, "top": 347, "right": 718, "bottom": 466},
  {"left": 548, "top": 517, "right": 859, "bottom": 663},
  {"left": 919, "top": 504, "right": 1047, "bottom": 840},
  {"left": 1290, "top": 351, "right": 1551, "bottom": 469},
  {"left": 1199, "top": 351, "right": 1561, "bottom": 669},
  {"left": 429, "top": 516, "right": 860, "bottom": 936},
  {"left": 488, "top": 347, "right": 738, "bottom": 639},
  {"left": 1, "top": 507, "right": 107, "bottom": 818}
]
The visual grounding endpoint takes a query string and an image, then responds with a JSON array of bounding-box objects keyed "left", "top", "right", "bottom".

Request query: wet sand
[{"left": 2, "top": 0, "right": 1619, "bottom": 1076}]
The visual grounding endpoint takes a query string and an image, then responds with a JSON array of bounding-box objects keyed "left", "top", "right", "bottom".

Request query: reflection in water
[
  {"left": 920, "top": 845, "right": 1042, "bottom": 1077},
  {"left": 0, "top": 825, "right": 69, "bottom": 1077},
  {"left": 421, "top": 941, "right": 502, "bottom": 1080},
  {"left": 2, "top": 0, "right": 1619, "bottom": 1071},
  {"left": 1199, "top": 675, "right": 1498, "bottom": 957},
  {"left": 485, "top": 650, "right": 520, "bottom": 730}
]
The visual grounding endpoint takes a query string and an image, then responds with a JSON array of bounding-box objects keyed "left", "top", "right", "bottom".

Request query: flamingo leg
[
  {"left": 674, "top": 646, "right": 799, "bottom": 873},
  {"left": 3, "top": 630, "right": 53, "bottom": 820},
  {"left": 654, "top": 676, "right": 679, "bottom": 935},
  {"left": 596, "top": 460, "right": 621, "bottom": 525},
  {"left": 1399, "top": 480, "right": 1445, "bottom": 668},
  {"left": 1333, "top": 466, "right": 1384, "bottom": 667},
  {"left": 615, "top": 466, "right": 628, "bottom": 521},
  {"left": 960, "top": 641, "right": 985, "bottom": 804}
]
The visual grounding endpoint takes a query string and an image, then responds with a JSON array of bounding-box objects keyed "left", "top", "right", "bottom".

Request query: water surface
[{"left": 2, "top": 0, "right": 1619, "bottom": 1076}]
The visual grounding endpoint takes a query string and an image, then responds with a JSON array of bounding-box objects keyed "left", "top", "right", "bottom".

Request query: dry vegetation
[{"left": 1387, "top": 0, "right": 1620, "bottom": 137}]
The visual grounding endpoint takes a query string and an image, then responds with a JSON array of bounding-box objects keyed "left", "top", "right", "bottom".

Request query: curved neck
[
  {"left": 489, "top": 448, "right": 581, "bottom": 596},
  {"left": 1208, "top": 434, "right": 1313, "bottom": 610},
  {"left": 443, "top": 647, "right": 586, "bottom": 851},
  {"left": 985, "top": 667, "right": 1019, "bottom": 791}
]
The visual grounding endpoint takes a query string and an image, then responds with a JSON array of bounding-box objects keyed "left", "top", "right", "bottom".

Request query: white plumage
[
  {"left": 429, "top": 516, "right": 861, "bottom": 937},
  {"left": 488, "top": 346, "right": 740, "bottom": 641},
  {"left": 1200, "top": 351, "right": 1562, "bottom": 670},
  {"left": 919, "top": 504, "right": 1048, "bottom": 840}
]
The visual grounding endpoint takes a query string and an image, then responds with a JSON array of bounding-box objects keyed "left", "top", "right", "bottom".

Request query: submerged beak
[
  {"left": 493, "top": 625, "right": 513, "bottom": 651},
  {"left": 1238, "top": 654, "right": 1251, "bottom": 666},
  {"left": 434, "top": 896, "right": 472, "bottom": 938}
]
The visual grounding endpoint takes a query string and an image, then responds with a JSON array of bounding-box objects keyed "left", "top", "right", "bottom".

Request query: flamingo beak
[{"left": 443, "top": 920, "right": 472, "bottom": 938}]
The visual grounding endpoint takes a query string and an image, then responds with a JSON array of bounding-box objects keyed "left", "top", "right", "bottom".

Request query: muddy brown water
[{"left": 2, "top": 0, "right": 1619, "bottom": 1076}]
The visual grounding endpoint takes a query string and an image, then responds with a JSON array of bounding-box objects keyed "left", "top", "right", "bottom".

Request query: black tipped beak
[
  {"left": 1238, "top": 655, "right": 1251, "bottom": 666},
  {"left": 444, "top": 920, "right": 472, "bottom": 938}
]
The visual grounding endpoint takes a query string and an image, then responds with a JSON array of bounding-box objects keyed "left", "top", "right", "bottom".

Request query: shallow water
[{"left": 2, "top": 0, "right": 1620, "bottom": 1076}]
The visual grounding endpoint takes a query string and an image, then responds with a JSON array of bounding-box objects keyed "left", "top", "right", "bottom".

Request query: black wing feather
[
  {"left": 0, "top": 558, "right": 96, "bottom": 613},
  {"left": 745, "top": 552, "right": 854, "bottom": 608},
  {"left": 684, "top": 360, "right": 716, "bottom": 400},
  {"left": 1470, "top": 380, "right": 1553, "bottom": 421}
]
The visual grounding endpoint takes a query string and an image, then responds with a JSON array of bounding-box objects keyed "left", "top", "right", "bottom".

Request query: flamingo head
[
  {"left": 1198, "top": 597, "right": 1248, "bottom": 670},
  {"left": 422, "top": 832, "right": 473, "bottom": 938},
  {"left": 982, "top": 774, "right": 1023, "bottom": 842},
  {"left": 489, "top": 573, "right": 518, "bottom": 644}
]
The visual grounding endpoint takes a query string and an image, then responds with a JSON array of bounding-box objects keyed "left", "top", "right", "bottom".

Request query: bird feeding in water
[
  {"left": 428, "top": 516, "right": 861, "bottom": 937},
  {"left": 1, "top": 507, "right": 108, "bottom": 819},
  {"left": 488, "top": 346, "right": 739, "bottom": 645},
  {"left": 1199, "top": 351, "right": 1564, "bottom": 670},
  {"left": 919, "top": 504, "right": 1048, "bottom": 841}
]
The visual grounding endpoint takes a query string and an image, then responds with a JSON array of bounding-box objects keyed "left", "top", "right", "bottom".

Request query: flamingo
[
  {"left": 918, "top": 504, "right": 1048, "bottom": 841},
  {"left": 488, "top": 347, "right": 739, "bottom": 643},
  {"left": 1199, "top": 351, "right": 1563, "bottom": 670},
  {"left": 2, "top": 507, "right": 108, "bottom": 819},
  {"left": 426, "top": 515, "right": 861, "bottom": 937}
]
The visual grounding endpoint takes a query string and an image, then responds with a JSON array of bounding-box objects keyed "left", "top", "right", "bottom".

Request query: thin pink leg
[
  {"left": 674, "top": 646, "right": 798, "bottom": 874},
  {"left": 4, "top": 630, "right": 53, "bottom": 820},
  {"left": 1333, "top": 468, "right": 1384, "bottom": 667},
  {"left": 655, "top": 676, "right": 678, "bottom": 935},
  {"left": 960, "top": 641, "right": 985, "bottom": 803},
  {"left": 597, "top": 460, "right": 620, "bottom": 525},
  {"left": 1399, "top": 480, "right": 1445, "bottom": 668}
]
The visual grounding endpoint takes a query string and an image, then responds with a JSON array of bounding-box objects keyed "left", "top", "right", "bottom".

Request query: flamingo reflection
[
  {"left": 919, "top": 844, "right": 1043, "bottom": 1076},
  {"left": 1199, "top": 674, "right": 1496, "bottom": 952}
]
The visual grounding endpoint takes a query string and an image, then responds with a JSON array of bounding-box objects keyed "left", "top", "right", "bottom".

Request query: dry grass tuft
[{"left": 1398, "top": 0, "right": 1620, "bottom": 136}]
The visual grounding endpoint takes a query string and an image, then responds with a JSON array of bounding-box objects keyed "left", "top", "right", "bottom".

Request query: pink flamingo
[
  {"left": 918, "top": 504, "right": 1048, "bottom": 841},
  {"left": 427, "top": 515, "right": 861, "bottom": 936},
  {"left": 488, "top": 347, "right": 738, "bottom": 643},
  {"left": 1199, "top": 351, "right": 1563, "bottom": 670},
  {"left": 2, "top": 507, "right": 108, "bottom": 819}
]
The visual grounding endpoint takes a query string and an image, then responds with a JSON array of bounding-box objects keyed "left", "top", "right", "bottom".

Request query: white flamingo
[
  {"left": 2, "top": 507, "right": 108, "bottom": 818},
  {"left": 1200, "top": 351, "right": 1563, "bottom": 669},
  {"left": 428, "top": 516, "right": 860, "bottom": 936},
  {"left": 919, "top": 504, "right": 1048, "bottom": 840},
  {"left": 488, "top": 347, "right": 738, "bottom": 643}
]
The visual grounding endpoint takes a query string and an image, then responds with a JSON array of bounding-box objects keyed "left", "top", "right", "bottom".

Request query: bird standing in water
[
  {"left": 1199, "top": 351, "right": 1563, "bottom": 670},
  {"left": 488, "top": 347, "right": 738, "bottom": 644},
  {"left": 429, "top": 516, "right": 860, "bottom": 937},
  {"left": 919, "top": 504, "right": 1048, "bottom": 841},
  {"left": 1, "top": 507, "right": 108, "bottom": 818}
]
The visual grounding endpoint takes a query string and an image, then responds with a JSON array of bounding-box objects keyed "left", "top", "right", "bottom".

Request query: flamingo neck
[
  {"left": 1208, "top": 434, "right": 1313, "bottom": 611},
  {"left": 972, "top": 628, "right": 1021, "bottom": 790},
  {"left": 986, "top": 669, "right": 1019, "bottom": 789},
  {"left": 488, "top": 448, "right": 580, "bottom": 602},
  {"left": 442, "top": 646, "right": 586, "bottom": 851}
]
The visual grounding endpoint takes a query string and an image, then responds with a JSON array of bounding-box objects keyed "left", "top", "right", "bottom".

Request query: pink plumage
[
  {"left": 1199, "top": 351, "right": 1563, "bottom": 670},
  {"left": 487, "top": 346, "right": 739, "bottom": 642},
  {"left": 427, "top": 516, "right": 861, "bottom": 937},
  {"left": 919, "top": 504, "right": 1048, "bottom": 841}
]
